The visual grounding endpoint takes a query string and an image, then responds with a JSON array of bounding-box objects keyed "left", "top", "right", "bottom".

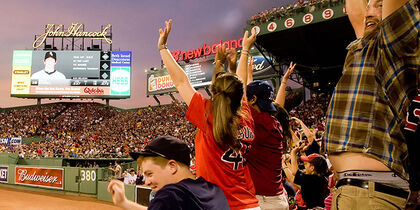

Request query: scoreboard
[{"left": 11, "top": 50, "right": 131, "bottom": 99}]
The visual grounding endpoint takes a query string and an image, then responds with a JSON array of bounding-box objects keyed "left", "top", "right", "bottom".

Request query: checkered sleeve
[{"left": 381, "top": 0, "right": 419, "bottom": 57}]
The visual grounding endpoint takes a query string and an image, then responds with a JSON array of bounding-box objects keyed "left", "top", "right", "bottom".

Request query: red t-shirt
[
  {"left": 186, "top": 92, "right": 259, "bottom": 210},
  {"left": 246, "top": 107, "right": 284, "bottom": 196}
]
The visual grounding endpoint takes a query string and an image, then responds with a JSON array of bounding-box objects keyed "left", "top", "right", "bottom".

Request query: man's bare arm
[
  {"left": 346, "top": 0, "right": 367, "bottom": 38},
  {"left": 383, "top": 0, "right": 409, "bottom": 19}
]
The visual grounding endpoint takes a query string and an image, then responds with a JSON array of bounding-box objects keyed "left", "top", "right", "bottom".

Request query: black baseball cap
[
  {"left": 246, "top": 80, "right": 277, "bottom": 112},
  {"left": 44, "top": 51, "right": 57, "bottom": 61},
  {"left": 130, "top": 136, "right": 191, "bottom": 166}
]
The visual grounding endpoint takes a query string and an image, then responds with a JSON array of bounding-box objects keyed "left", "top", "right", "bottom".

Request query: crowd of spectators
[
  {"left": 248, "top": 0, "right": 344, "bottom": 26},
  {"left": 289, "top": 93, "right": 330, "bottom": 133},
  {"left": 0, "top": 101, "right": 196, "bottom": 159},
  {"left": 0, "top": 103, "right": 66, "bottom": 138},
  {"left": 0, "top": 94, "right": 327, "bottom": 160}
]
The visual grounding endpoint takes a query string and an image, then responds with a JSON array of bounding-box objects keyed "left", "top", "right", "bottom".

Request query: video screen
[{"left": 11, "top": 50, "right": 131, "bottom": 98}]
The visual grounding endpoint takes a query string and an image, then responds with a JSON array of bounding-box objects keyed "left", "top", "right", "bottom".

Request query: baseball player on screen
[{"left": 31, "top": 51, "right": 66, "bottom": 80}]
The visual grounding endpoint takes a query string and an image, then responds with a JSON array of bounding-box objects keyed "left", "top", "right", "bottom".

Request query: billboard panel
[
  {"left": 0, "top": 166, "right": 8, "bottom": 183},
  {"left": 146, "top": 55, "right": 275, "bottom": 96},
  {"left": 15, "top": 166, "right": 64, "bottom": 189},
  {"left": 0, "top": 137, "right": 22, "bottom": 145},
  {"left": 11, "top": 50, "right": 131, "bottom": 99}
]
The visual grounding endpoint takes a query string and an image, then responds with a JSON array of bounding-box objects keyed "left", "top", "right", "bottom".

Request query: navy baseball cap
[
  {"left": 247, "top": 80, "right": 277, "bottom": 112},
  {"left": 44, "top": 51, "right": 57, "bottom": 61},
  {"left": 130, "top": 136, "right": 191, "bottom": 166}
]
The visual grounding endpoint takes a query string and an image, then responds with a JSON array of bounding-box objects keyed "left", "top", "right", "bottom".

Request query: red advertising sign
[
  {"left": 171, "top": 38, "right": 243, "bottom": 62},
  {"left": 15, "top": 167, "right": 64, "bottom": 189},
  {"left": 29, "top": 86, "right": 109, "bottom": 95}
]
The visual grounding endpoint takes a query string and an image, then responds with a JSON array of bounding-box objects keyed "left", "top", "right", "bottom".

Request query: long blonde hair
[{"left": 210, "top": 73, "right": 244, "bottom": 151}]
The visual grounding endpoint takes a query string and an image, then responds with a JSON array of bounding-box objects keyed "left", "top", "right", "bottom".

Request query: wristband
[{"left": 158, "top": 44, "right": 168, "bottom": 51}]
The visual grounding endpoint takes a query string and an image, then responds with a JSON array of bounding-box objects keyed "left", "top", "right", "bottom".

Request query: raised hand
[
  {"left": 227, "top": 48, "right": 238, "bottom": 73},
  {"left": 248, "top": 57, "right": 254, "bottom": 73},
  {"left": 283, "top": 61, "right": 296, "bottom": 82},
  {"left": 212, "top": 45, "right": 227, "bottom": 84},
  {"left": 107, "top": 179, "right": 127, "bottom": 206},
  {"left": 158, "top": 19, "right": 172, "bottom": 50},
  {"left": 215, "top": 45, "right": 227, "bottom": 63},
  {"left": 246, "top": 56, "right": 255, "bottom": 84},
  {"left": 241, "top": 28, "right": 257, "bottom": 51}
]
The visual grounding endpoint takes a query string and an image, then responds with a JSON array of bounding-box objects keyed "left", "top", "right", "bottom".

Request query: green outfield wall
[{"left": 0, "top": 156, "right": 148, "bottom": 206}]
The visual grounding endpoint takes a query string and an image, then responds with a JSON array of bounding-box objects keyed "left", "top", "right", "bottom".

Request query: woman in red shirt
[{"left": 157, "top": 19, "right": 259, "bottom": 210}]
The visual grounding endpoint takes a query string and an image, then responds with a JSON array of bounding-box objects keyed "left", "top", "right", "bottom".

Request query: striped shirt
[{"left": 325, "top": 0, "right": 420, "bottom": 178}]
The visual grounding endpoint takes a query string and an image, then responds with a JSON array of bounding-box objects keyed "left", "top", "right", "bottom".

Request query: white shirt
[
  {"left": 123, "top": 173, "right": 137, "bottom": 185},
  {"left": 31, "top": 70, "right": 68, "bottom": 86},
  {"left": 31, "top": 69, "right": 66, "bottom": 80}
]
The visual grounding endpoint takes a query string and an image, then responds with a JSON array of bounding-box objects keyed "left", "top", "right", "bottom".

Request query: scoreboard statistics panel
[{"left": 11, "top": 50, "right": 131, "bottom": 99}]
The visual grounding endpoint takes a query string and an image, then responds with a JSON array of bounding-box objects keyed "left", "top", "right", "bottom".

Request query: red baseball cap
[{"left": 300, "top": 153, "right": 321, "bottom": 162}]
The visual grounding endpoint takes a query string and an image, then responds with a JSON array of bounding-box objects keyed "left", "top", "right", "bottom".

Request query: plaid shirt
[{"left": 325, "top": 0, "right": 420, "bottom": 178}]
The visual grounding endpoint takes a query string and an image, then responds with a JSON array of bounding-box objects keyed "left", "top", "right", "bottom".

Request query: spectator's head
[
  {"left": 300, "top": 154, "right": 328, "bottom": 176},
  {"left": 246, "top": 80, "right": 276, "bottom": 113},
  {"left": 364, "top": 0, "right": 382, "bottom": 37},
  {"left": 129, "top": 135, "right": 192, "bottom": 192},
  {"left": 210, "top": 72, "right": 244, "bottom": 151}
]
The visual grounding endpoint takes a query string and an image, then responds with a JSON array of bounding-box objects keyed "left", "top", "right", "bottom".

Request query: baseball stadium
[{"left": 1, "top": 0, "right": 419, "bottom": 209}]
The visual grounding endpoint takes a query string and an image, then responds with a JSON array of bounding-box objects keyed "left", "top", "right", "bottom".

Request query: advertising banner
[
  {"left": 0, "top": 166, "right": 8, "bottom": 183},
  {"left": 146, "top": 59, "right": 214, "bottom": 95},
  {"left": 9, "top": 137, "right": 22, "bottom": 145},
  {"left": 0, "top": 137, "right": 22, "bottom": 145},
  {"left": 251, "top": 56, "right": 276, "bottom": 77},
  {"left": 110, "top": 51, "right": 131, "bottom": 96},
  {"left": 147, "top": 55, "right": 275, "bottom": 96},
  {"left": 15, "top": 167, "right": 64, "bottom": 189}
]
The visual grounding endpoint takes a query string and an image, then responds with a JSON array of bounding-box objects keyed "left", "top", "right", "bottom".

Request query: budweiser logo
[
  {"left": 17, "top": 169, "right": 58, "bottom": 184},
  {"left": 84, "top": 87, "right": 104, "bottom": 95}
]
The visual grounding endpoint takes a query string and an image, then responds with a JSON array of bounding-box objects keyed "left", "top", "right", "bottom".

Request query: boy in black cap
[{"left": 107, "top": 135, "right": 229, "bottom": 210}]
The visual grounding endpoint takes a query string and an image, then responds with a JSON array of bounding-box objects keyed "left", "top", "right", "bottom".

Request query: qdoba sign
[{"left": 15, "top": 167, "right": 64, "bottom": 189}]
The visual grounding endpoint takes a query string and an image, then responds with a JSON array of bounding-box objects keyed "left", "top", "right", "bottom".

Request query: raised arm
[
  {"left": 275, "top": 62, "right": 296, "bottom": 107},
  {"left": 282, "top": 154, "right": 295, "bottom": 183},
  {"left": 108, "top": 179, "right": 147, "bottom": 210},
  {"left": 246, "top": 57, "right": 254, "bottom": 85},
  {"left": 291, "top": 131, "right": 301, "bottom": 148},
  {"left": 212, "top": 45, "right": 227, "bottom": 84},
  {"left": 158, "top": 19, "right": 195, "bottom": 106},
  {"left": 290, "top": 144, "right": 305, "bottom": 178},
  {"left": 292, "top": 117, "right": 316, "bottom": 144},
  {"left": 346, "top": 0, "right": 367, "bottom": 38},
  {"left": 237, "top": 29, "right": 257, "bottom": 99},
  {"left": 382, "top": 0, "right": 410, "bottom": 19},
  {"left": 226, "top": 48, "right": 238, "bottom": 74}
]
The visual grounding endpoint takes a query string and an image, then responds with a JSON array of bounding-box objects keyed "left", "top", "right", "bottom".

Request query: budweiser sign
[
  {"left": 84, "top": 87, "right": 105, "bottom": 95},
  {"left": 15, "top": 167, "right": 63, "bottom": 189}
]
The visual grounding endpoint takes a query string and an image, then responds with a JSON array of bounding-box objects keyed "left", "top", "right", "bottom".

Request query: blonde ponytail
[{"left": 210, "top": 73, "right": 244, "bottom": 151}]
